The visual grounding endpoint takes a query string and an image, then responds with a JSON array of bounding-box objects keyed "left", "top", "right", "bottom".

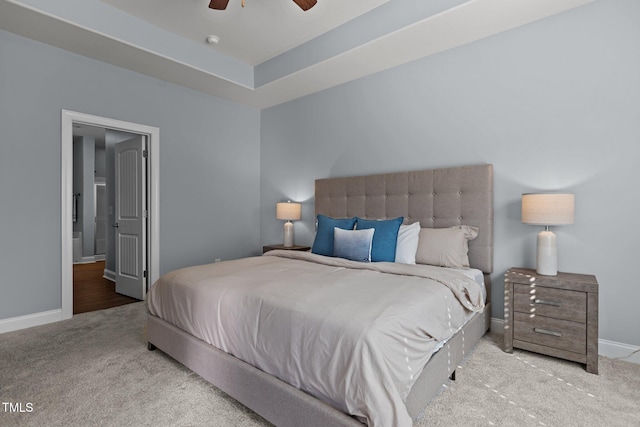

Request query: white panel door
[{"left": 114, "top": 136, "right": 146, "bottom": 300}]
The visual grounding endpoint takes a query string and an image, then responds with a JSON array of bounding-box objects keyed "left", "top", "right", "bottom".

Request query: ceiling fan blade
[
  {"left": 209, "top": 0, "right": 230, "bottom": 10},
  {"left": 293, "top": 0, "right": 317, "bottom": 11}
]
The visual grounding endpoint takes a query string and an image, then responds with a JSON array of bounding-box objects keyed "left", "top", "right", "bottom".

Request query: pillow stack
[
  {"left": 311, "top": 214, "right": 478, "bottom": 268},
  {"left": 312, "top": 215, "right": 404, "bottom": 263}
]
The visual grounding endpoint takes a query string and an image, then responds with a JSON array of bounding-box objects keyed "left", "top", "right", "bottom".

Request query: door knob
[{"left": 112, "top": 223, "right": 119, "bottom": 228}]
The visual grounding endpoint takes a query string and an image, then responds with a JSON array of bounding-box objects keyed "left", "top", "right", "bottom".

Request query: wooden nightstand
[
  {"left": 504, "top": 268, "right": 599, "bottom": 374},
  {"left": 262, "top": 244, "right": 311, "bottom": 254}
]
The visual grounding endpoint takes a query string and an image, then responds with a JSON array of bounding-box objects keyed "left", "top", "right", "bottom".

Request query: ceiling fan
[{"left": 209, "top": 0, "right": 317, "bottom": 12}]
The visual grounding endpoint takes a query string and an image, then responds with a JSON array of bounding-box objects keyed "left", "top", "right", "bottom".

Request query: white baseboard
[
  {"left": 73, "top": 255, "right": 105, "bottom": 265},
  {"left": 490, "top": 317, "right": 640, "bottom": 365},
  {"left": 0, "top": 309, "right": 63, "bottom": 334},
  {"left": 103, "top": 268, "right": 116, "bottom": 282},
  {"left": 490, "top": 317, "right": 504, "bottom": 333},
  {"left": 599, "top": 339, "right": 640, "bottom": 364}
]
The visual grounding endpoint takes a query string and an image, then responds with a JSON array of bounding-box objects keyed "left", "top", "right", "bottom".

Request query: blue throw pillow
[
  {"left": 355, "top": 217, "right": 404, "bottom": 262},
  {"left": 311, "top": 215, "right": 357, "bottom": 257},
  {"left": 333, "top": 228, "right": 375, "bottom": 262}
]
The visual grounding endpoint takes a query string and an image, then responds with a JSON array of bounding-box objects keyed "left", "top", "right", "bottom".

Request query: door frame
[{"left": 61, "top": 110, "right": 160, "bottom": 320}]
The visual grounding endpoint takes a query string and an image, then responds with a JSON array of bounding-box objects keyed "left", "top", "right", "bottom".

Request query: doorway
[
  {"left": 61, "top": 110, "right": 160, "bottom": 320},
  {"left": 72, "top": 125, "right": 109, "bottom": 265},
  {"left": 72, "top": 125, "right": 142, "bottom": 312}
]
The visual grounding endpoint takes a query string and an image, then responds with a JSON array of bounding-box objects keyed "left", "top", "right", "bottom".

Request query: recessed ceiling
[
  {"left": 100, "top": 0, "right": 389, "bottom": 66},
  {"left": 0, "top": 0, "right": 594, "bottom": 109}
]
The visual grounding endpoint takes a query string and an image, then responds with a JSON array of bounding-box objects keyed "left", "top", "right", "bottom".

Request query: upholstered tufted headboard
[{"left": 315, "top": 164, "right": 494, "bottom": 274}]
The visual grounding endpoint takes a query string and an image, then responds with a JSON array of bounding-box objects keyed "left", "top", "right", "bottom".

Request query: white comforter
[{"left": 147, "top": 250, "right": 484, "bottom": 427}]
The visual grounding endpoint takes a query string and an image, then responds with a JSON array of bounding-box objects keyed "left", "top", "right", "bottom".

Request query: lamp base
[
  {"left": 283, "top": 221, "right": 294, "bottom": 247},
  {"left": 536, "top": 229, "right": 557, "bottom": 276}
]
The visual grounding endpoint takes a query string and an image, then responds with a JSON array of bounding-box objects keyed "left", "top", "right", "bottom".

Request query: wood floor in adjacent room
[{"left": 73, "top": 260, "right": 139, "bottom": 314}]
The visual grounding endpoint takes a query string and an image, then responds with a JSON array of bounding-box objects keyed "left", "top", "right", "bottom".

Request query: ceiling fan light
[{"left": 206, "top": 35, "right": 220, "bottom": 45}]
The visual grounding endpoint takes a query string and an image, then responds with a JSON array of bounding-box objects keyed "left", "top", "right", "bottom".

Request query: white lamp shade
[
  {"left": 276, "top": 202, "right": 301, "bottom": 221},
  {"left": 522, "top": 193, "right": 575, "bottom": 225}
]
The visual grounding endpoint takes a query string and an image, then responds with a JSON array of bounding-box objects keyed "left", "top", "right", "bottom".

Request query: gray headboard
[{"left": 315, "top": 164, "right": 494, "bottom": 274}]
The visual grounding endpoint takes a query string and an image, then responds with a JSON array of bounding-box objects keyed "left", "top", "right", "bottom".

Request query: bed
[{"left": 146, "top": 164, "right": 493, "bottom": 427}]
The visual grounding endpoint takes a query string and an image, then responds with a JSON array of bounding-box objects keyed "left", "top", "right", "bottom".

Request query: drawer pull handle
[
  {"left": 534, "top": 299, "right": 561, "bottom": 307},
  {"left": 534, "top": 328, "right": 562, "bottom": 337}
]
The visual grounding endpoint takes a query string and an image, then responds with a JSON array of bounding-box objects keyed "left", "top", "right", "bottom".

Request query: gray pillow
[
  {"left": 333, "top": 227, "right": 375, "bottom": 262},
  {"left": 415, "top": 225, "right": 479, "bottom": 268}
]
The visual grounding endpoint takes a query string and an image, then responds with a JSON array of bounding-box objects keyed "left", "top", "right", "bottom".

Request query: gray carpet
[{"left": 1, "top": 302, "right": 638, "bottom": 427}]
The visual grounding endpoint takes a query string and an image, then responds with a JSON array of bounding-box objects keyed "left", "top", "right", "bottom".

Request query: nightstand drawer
[
  {"left": 514, "top": 284, "right": 586, "bottom": 323},
  {"left": 514, "top": 312, "right": 586, "bottom": 355}
]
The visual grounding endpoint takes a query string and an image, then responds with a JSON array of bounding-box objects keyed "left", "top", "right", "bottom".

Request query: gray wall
[
  {"left": 72, "top": 136, "right": 83, "bottom": 235},
  {"left": 72, "top": 135, "right": 106, "bottom": 259},
  {"left": 261, "top": 0, "right": 640, "bottom": 346},
  {"left": 95, "top": 142, "right": 106, "bottom": 178},
  {"left": 71, "top": 136, "right": 96, "bottom": 253},
  {"left": 81, "top": 137, "right": 95, "bottom": 257},
  {"left": 0, "top": 29, "right": 261, "bottom": 319},
  {"left": 2, "top": 0, "right": 638, "bottom": 350}
]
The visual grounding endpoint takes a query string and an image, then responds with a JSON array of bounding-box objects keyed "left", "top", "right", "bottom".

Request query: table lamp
[
  {"left": 276, "top": 201, "right": 301, "bottom": 247},
  {"left": 521, "top": 193, "right": 575, "bottom": 276}
]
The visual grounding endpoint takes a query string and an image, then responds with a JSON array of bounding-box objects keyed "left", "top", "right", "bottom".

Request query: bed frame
[{"left": 147, "top": 164, "right": 494, "bottom": 426}]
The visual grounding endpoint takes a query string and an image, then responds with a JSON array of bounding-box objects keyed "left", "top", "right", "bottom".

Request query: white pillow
[
  {"left": 395, "top": 222, "right": 420, "bottom": 264},
  {"left": 415, "top": 225, "right": 479, "bottom": 268}
]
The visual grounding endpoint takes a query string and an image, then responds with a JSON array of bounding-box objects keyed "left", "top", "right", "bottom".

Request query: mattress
[{"left": 147, "top": 251, "right": 484, "bottom": 427}]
